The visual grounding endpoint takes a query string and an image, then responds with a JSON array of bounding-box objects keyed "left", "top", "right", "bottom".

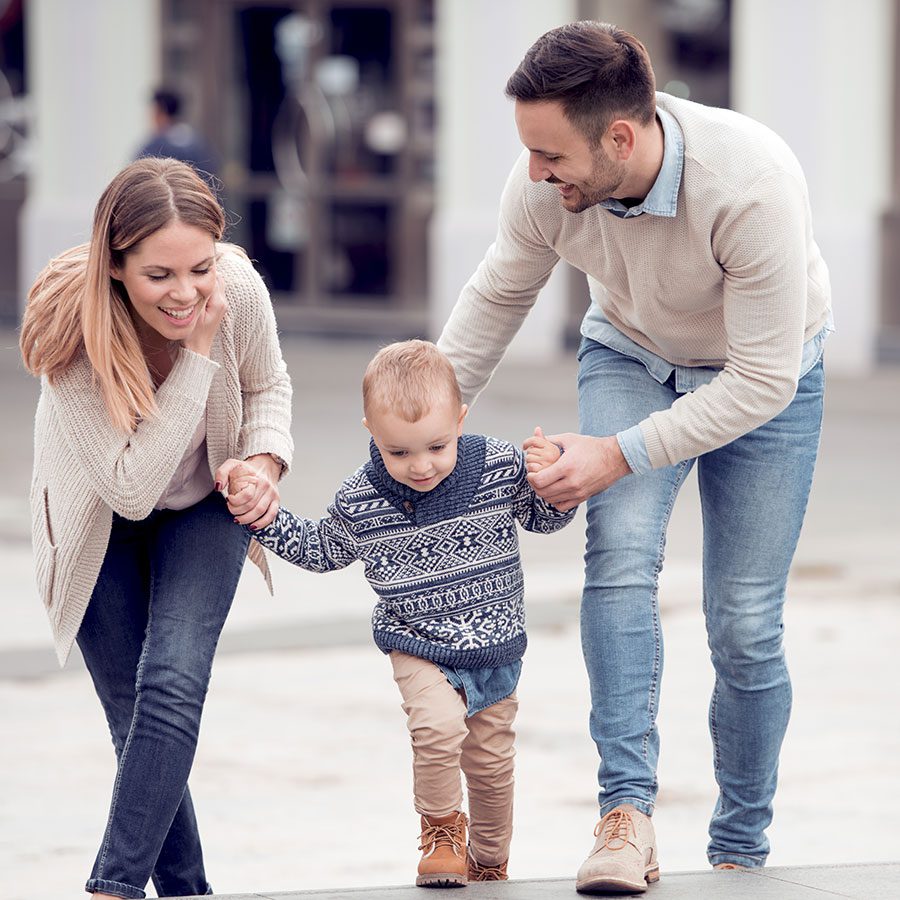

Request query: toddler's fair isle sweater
[{"left": 253, "top": 434, "right": 575, "bottom": 668}]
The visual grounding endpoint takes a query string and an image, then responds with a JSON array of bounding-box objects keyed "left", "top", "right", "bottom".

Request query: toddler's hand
[
  {"left": 523, "top": 426, "right": 562, "bottom": 473},
  {"left": 225, "top": 461, "right": 257, "bottom": 505}
]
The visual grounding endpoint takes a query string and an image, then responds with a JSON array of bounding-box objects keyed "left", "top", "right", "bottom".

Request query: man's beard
[{"left": 548, "top": 154, "right": 627, "bottom": 214}]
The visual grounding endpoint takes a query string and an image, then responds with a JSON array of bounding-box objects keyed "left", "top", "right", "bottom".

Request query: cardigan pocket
[{"left": 36, "top": 486, "right": 58, "bottom": 614}]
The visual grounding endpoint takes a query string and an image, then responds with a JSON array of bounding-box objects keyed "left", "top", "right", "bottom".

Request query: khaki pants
[{"left": 390, "top": 651, "right": 518, "bottom": 866}]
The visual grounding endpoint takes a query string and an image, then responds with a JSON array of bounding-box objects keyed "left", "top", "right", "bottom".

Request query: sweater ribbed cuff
[{"left": 639, "top": 418, "right": 671, "bottom": 471}]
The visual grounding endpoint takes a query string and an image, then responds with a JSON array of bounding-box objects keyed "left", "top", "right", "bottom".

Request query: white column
[
  {"left": 429, "top": 0, "right": 576, "bottom": 360},
  {"left": 732, "top": 0, "right": 894, "bottom": 374},
  {"left": 20, "top": 0, "right": 159, "bottom": 310}
]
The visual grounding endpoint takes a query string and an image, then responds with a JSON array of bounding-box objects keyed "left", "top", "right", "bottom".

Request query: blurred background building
[{"left": 1, "top": 0, "right": 897, "bottom": 370}]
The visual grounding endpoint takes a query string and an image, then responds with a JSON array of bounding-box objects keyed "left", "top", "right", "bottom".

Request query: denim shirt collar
[
  {"left": 366, "top": 433, "right": 487, "bottom": 526},
  {"left": 599, "top": 105, "right": 684, "bottom": 220}
]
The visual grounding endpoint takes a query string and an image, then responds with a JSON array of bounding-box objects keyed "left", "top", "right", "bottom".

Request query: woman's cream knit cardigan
[{"left": 29, "top": 247, "right": 294, "bottom": 665}]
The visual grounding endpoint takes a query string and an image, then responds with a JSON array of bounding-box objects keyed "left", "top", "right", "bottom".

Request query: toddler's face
[{"left": 366, "top": 397, "right": 467, "bottom": 493}]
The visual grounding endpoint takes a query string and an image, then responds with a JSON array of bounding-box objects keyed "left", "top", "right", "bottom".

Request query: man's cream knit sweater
[
  {"left": 30, "top": 248, "right": 293, "bottom": 664},
  {"left": 438, "top": 93, "right": 832, "bottom": 469}
]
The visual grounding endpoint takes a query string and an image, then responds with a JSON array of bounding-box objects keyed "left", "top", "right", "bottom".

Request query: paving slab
[{"left": 171, "top": 863, "right": 900, "bottom": 899}]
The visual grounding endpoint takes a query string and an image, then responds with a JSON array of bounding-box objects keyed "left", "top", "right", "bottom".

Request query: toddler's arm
[{"left": 249, "top": 503, "right": 360, "bottom": 572}]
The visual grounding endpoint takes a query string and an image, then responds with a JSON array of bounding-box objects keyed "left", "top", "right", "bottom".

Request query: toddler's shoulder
[
  {"left": 332, "top": 462, "right": 388, "bottom": 516},
  {"left": 482, "top": 435, "right": 524, "bottom": 471}
]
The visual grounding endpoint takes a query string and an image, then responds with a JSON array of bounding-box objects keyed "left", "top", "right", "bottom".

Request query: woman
[{"left": 20, "top": 158, "right": 293, "bottom": 899}]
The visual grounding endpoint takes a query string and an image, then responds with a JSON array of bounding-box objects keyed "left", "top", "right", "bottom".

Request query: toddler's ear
[
  {"left": 362, "top": 416, "right": 373, "bottom": 436},
  {"left": 457, "top": 403, "right": 469, "bottom": 432}
]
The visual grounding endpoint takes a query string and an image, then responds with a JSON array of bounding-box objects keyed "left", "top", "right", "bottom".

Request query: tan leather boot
[
  {"left": 416, "top": 811, "right": 469, "bottom": 887},
  {"left": 468, "top": 857, "right": 508, "bottom": 881}
]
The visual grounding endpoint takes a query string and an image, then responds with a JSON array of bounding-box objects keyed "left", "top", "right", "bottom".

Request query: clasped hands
[
  {"left": 214, "top": 453, "right": 283, "bottom": 529},
  {"left": 524, "top": 427, "right": 632, "bottom": 512}
]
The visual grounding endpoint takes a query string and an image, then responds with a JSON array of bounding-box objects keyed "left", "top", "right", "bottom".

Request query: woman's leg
[
  {"left": 78, "top": 492, "right": 249, "bottom": 898},
  {"left": 460, "top": 694, "right": 518, "bottom": 867}
]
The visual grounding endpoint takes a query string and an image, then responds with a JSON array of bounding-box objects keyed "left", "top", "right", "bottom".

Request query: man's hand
[
  {"left": 526, "top": 433, "right": 631, "bottom": 511},
  {"left": 214, "top": 453, "right": 282, "bottom": 529}
]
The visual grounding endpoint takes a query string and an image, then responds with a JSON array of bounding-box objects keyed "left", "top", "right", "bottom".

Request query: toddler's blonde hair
[{"left": 363, "top": 340, "right": 462, "bottom": 422}]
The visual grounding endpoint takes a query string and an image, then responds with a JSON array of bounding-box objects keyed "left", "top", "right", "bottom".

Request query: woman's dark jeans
[{"left": 77, "top": 491, "right": 250, "bottom": 899}]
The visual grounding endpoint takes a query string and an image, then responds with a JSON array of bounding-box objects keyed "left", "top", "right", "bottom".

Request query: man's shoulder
[{"left": 659, "top": 93, "right": 805, "bottom": 190}]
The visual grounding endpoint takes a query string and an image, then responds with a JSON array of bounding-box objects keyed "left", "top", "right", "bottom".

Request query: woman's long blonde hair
[{"left": 20, "top": 158, "right": 226, "bottom": 432}]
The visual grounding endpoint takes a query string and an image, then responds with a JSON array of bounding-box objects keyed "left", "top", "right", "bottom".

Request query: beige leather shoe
[
  {"left": 575, "top": 805, "right": 660, "bottom": 894},
  {"left": 416, "top": 811, "right": 469, "bottom": 887}
]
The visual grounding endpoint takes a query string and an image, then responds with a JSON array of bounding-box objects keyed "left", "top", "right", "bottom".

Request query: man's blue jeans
[
  {"left": 577, "top": 339, "right": 824, "bottom": 868},
  {"left": 77, "top": 491, "right": 250, "bottom": 898}
]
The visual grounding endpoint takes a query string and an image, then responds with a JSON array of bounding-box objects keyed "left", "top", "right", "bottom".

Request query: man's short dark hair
[
  {"left": 505, "top": 21, "right": 656, "bottom": 145},
  {"left": 152, "top": 88, "right": 182, "bottom": 119}
]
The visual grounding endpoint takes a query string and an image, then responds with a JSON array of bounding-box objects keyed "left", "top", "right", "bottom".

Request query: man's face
[{"left": 515, "top": 100, "right": 626, "bottom": 213}]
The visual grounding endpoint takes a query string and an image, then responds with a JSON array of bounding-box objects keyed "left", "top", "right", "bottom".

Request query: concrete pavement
[
  {"left": 168, "top": 863, "right": 900, "bottom": 898},
  {"left": 1, "top": 329, "right": 899, "bottom": 898}
]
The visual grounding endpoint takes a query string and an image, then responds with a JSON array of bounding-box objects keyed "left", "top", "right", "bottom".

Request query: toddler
[{"left": 228, "top": 340, "right": 574, "bottom": 887}]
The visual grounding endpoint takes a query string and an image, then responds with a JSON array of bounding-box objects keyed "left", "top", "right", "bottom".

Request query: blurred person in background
[
  {"left": 19, "top": 158, "right": 292, "bottom": 899},
  {"left": 135, "top": 87, "right": 220, "bottom": 186},
  {"left": 438, "top": 20, "right": 831, "bottom": 895}
]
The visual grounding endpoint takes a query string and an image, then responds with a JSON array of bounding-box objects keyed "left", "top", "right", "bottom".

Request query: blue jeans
[
  {"left": 577, "top": 339, "right": 824, "bottom": 868},
  {"left": 77, "top": 491, "right": 249, "bottom": 898}
]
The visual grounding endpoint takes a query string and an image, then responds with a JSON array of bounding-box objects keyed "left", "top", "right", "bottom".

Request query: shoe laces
[
  {"left": 470, "top": 862, "right": 507, "bottom": 881},
  {"left": 595, "top": 808, "right": 636, "bottom": 852},
  {"left": 419, "top": 820, "right": 465, "bottom": 857}
]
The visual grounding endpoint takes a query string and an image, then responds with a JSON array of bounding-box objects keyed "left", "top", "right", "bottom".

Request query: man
[
  {"left": 437, "top": 20, "right": 831, "bottom": 894},
  {"left": 135, "top": 88, "right": 219, "bottom": 186}
]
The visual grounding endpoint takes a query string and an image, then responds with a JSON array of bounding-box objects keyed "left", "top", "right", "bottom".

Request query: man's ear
[
  {"left": 457, "top": 403, "right": 469, "bottom": 434},
  {"left": 606, "top": 119, "right": 637, "bottom": 160}
]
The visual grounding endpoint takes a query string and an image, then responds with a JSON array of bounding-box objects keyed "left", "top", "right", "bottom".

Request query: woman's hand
[
  {"left": 215, "top": 453, "right": 282, "bottom": 529},
  {"left": 182, "top": 272, "right": 227, "bottom": 357}
]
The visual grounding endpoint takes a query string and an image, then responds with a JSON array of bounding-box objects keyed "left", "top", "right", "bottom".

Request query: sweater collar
[{"left": 367, "top": 434, "right": 487, "bottom": 525}]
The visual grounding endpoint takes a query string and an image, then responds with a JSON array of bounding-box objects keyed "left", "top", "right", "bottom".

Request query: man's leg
[
  {"left": 699, "top": 360, "right": 824, "bottom": 868},
  {"left": 578, "top": 340, "right": 691, "bottom": 816},
  {"left": 576, "top": 341, "right": 692, "bottom": 892}
]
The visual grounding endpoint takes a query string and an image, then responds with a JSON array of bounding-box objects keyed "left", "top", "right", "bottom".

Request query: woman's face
[{"left": 113, "top": 220, "right": 217, "bottom": 347}]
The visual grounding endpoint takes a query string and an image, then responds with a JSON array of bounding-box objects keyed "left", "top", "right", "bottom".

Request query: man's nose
[{"left": 528, "top": 152, "right": 550, "bottom": 183}]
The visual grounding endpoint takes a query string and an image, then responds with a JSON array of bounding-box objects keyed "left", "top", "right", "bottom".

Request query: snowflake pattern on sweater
[{"left": 253, "top": 434, "right": 575, "bottom": 668}]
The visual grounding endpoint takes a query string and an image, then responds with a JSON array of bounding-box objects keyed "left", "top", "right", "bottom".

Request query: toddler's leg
[
  {"left": 390, "top": 651, "right": 469, "bottom": 815},
  {"left": 461, "top": 693, "right": 518, "bottom": 870},
  {"left": 391, "top": 652, "right": 470, "bottom": 887}
]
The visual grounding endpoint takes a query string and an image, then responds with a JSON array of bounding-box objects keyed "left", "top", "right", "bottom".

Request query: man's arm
[{"left": 437, "top": 152, "right": 561, "bottom": 404}]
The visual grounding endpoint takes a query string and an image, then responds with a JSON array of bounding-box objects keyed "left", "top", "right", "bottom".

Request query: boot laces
[
  {"left": 419, "top": 821, "right": 465, "bottom": 857},
  {"left": 594, "top": 808, "right": 636, "bottom": 852},
  {"left": 471, "top": 862, "right": 507, "bottom": 881}
]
